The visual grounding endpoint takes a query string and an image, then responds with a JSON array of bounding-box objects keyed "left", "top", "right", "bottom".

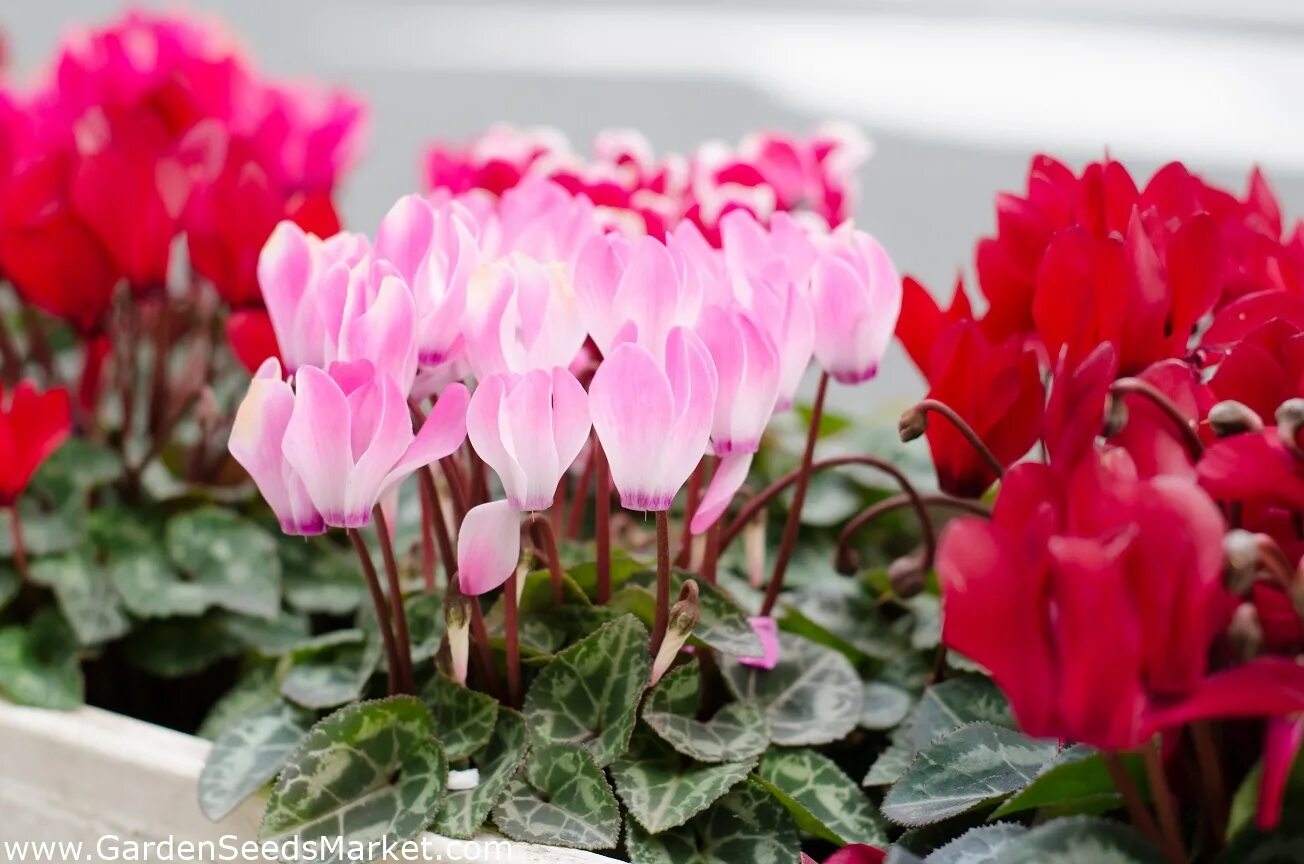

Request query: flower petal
[
  {"left": 284, "top": 365, "right": 354, "bottom": 526},
  {"left": 458, "top": 500, "right": 521, "bottom": 596},
  {"left": 590, "top": 341, "right": 675, "bottom": 510},
  {"left": 691, "top": 452, "right": 752, "bottom": 535},
  {"left": 738, "top": 616, "right": 780, "bottom": 670}
]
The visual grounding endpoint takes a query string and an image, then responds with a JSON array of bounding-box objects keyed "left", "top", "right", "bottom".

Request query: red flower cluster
[
  {"left": 0, "top": 10, "right": 362, "bottom": 351},
  {"left": 423, "top": 124, "right": 866, "bottom": 244},
  {"left": 0, "top": 380, "right": 70, "bottom": 507},
  {"left": 911, "top": 155, "right": 1304, "bottom": 831}
]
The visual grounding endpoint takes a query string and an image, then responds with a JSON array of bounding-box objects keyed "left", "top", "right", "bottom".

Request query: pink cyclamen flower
[
  {"left": 738, "top": 616, "right": 781, "bottom": 670},
  {"left": 458, "top": 499, "right": 522, "bottom": 596},
  {"left": 463, "top": 253, "right": 587, "bottom": 380},
  {"left": 590, "top": 327, "right": 718, "bottom": 511},
  {"left": 374, "top": 194, "right": 480, "bottom": 367},
  {"left": 467, "top": 367, "right": 591, "bottom": 511},
  {"left": 278, "top": 360, "right": 468, "bottom": 528},
  {"left": 809, "top": 226, "right": 901, "bottom": 383}
]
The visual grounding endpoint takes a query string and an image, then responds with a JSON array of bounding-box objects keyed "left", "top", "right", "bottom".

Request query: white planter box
[{"left": 0, "top": 700, "right": 618, "bottom": 863}]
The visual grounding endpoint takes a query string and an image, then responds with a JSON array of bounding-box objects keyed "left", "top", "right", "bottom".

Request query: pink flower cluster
[
  {"left": 230, "top": 175, "right": 899, "bottom": 594},
  {"left": 423, "top": 124, "right": 868, "bottom": 245}
]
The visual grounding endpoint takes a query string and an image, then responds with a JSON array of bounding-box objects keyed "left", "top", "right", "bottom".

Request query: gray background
[{"left": 7, "top": 1, "right": 1304, "bottom": 412}]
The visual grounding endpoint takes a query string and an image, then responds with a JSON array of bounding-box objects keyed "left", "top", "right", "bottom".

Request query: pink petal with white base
[
  {"left": 691, "top": 452, "right": 753, "bottom": 535},
  {"left": 660, "top": 327, "right": 718, "bottom": 507},
  {"left": 503, "top": 369, "right": 562, "bottom": 510},
  {"left": 739, "top": 617, "right": 781, "bottom": 670},
  {"left": 284, "top": 365, "right": 355, "bottom": 527},
  {"left": 374, "top": 195, "right": 434, "bottom": 284},
  {"left": 590, "top": 342, "right": 675, "bottom": 510},
  {"left": 343, "top": 373, "right": 411, "bottom": 525},
  {"left": 550, "top": 367, "right": 591, "bottom": 477},
  {"left": 458, "top": 500, "right": 522, "bottom": 596},
  {"left": 697, "top": 305, "right": 779, "bottom": 453},
  {"left": 342, "top": 275, "right": 418, "bottom": 394},
  {"left": 383, "top": 382, "right": 470, "bottom": 492}
]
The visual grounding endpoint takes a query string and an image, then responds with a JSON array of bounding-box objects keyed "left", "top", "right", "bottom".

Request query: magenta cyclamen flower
[
  {"left": 589, "top": 327, "right": 717, "bottom": 511},
  {"left": 809, "top": 226, "right": 901, "bottom": 384},
  {"left": 236, "top": 359, "right": 469, "bottom": 530}
]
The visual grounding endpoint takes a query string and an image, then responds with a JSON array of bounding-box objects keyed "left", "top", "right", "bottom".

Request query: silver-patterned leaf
[
  {"left": 912, "top": 676, "right": 1014, "bottom": 751},
  {"left": 432, "top": 709, "right": 527, "bottom": 840},
  {"left": 625, "top": 779, "right": 799, "bottom": 864},
  {"left": 998, "top": 817, "right": 1163, "bottom": 863},
  {"left": 923, "top": 823, "right": 1028, "bottom": 863},
  {"left": 280, "top": 541, "right": 363, "bottom": 616},
  {"left": 642, "top": 663, "right": 769, "bottom": 763},
  {"left": 721, "top": 632, "right": 862, "bottom": 746},
  {"left": 108, "top": 548, "right": 209, "bottom": 619},
  {"left": 615, "top": 571, "right": 761, "bottom": 657},
  {"left": 861, "top": 682, "right": 913, "bottom": 730},
  {"left": 199, "top": 699, "right": 315, "bottom": 820},
  {"left": 882, "top": 722, "right": 1058, "bottom": 826},
  {"left": 29, "top": 552, "right": 129, "bottom": 646},
  {"left": 280, "top": 630, "right": 381, "bottom": 709},
  {"left": 523, "top": 614, "right": 649, "bottom": 766},
  {"left": 758, "top": 748, "right": 887, "bottom": 846},
  {"left": 260, "top": 697, "right": 447, "bottom": 862},
  {"left": 167, "top": 507, "right": 280, "bottom": 620},
  {"left": 864, "top": 722, "right": 916, "bottom": 787},
  {"left": 492, "top": 744, "right": 620, "bottom": 851},
  {"left": 198, "top": 664, "right": 282, "bottom": 741},
  {"left": 611, "top": 728, "right": 755, "bottom": 833},
  {"left": 422, "top": 673, "right": 499, "bottom": 761},
  {"left": 0, "top": 609, "right": 83, "bottom": 709}
]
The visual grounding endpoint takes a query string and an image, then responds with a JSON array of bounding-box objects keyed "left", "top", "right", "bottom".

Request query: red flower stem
[
  {"left": 1109, "top": 378, "right": 1204, "bottom": 460},
  {"left": 0, "top": 314, "right": 22, "bottom": 384},
  {"left": 1144, "top": 742, "right": 1188, "bottom": 864},
  {"left": 526, "top": 513, "right": 567, "bottom": 604},
  {"left": 761, "top": 371, "right": 829, "bottom": 617},
  {"left": 416, "top": 474, "right": 437, "bottom": 592},
  {"left": 701, "top": 521, "right": 721, "bottom": 586},
  {"left": 348, "top": 527, "right": 404, "bottom": 697},
  {"left": 1191, "top": 722, "right": 1227, "bottom": 852},
  {"left": 371, "top": 506, "right": 414, "bottom": 694},
  {"left": 836, "top": 492, "right": 985, "bottom": 574},
  {"left": 439, "top": 456, "right": 469, "bottom": 524},
  {"left": 467, "top": 444, "right": 489, "bottom": 506},
  {"left": 651, "top": 510, "right": 671, "bottom": 656},
  {"left": 595, "top": 440, "right": 612, "bottom": 604},
  {"left": 551, "top": 483, "right": 564, "bottom": 539},
  {"left": 467, "top": 600, "right": 503, "bottom": 700},
  {"left": 21, "top": 305, "right": 54, "bottom": 382},
  {"left": 9, "top": 506, "right": 29, "bottom": 584},
  {"left": 419, "top": 467, "right": 457, "bottom": 589},
  {"left": 1103, "top": 751, "right": 1163, "bottom": 850},
  {"left": 503, "top": 570, "right": 522, "bottom": 708},
  {"left": 676, "top": 458, "right": 705, "bottom": 568},
  {"left": 147, "top": 299, "right": 171, "bottom": 436},
  {"left": 910, "top": 398, "right": 1005, "bottom": 479},
  {"left": 565, "top": 444, "right": 595, "bottom": 539}
]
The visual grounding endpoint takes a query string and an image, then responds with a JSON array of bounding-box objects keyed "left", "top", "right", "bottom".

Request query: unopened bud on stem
[
  {"left": 898, "top": 406, "right": 928, "bottom": 442},
  {"left": 1276, "top": 399, "right": 1304, "bottom": 458},
  {"left": 744, "top": 513, "right": 766, "bottom": 589},
  {"left": 444, "top": 587, "right": 472, "bottom": 685},
  {"left": 1223, "top": 529, "right": 1260, "bottom": 596},
  {"left": 1208, "top": 400, "right": 1263, "bottom": 438},
  {"left": 1228, "top": 602, "right": 1263, "bottom": 661},
  {"left": 1102, "top": 393, "right": 1129, "bottom": 438},
  {"left": 650, "top": 580, "right": 700, "bottom": 686},
  {"left": 888, "top": 551, "right": 927, "bottom": 598}
]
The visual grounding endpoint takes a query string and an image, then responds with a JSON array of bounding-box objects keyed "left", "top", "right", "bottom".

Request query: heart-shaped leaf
[
  {"left": 422, "top": 673, "right": 499, "bottom": 761},
  {"left": 861, "top": 682, "right": 913, "bottom": 730},
  {"left": 625, "top": 779, "right": 799, "bottom": 864},
  {"left": 913, "top": 676, "right": 1014, "bottom": 751},
  {"left": 923, "top": 823, "right": 1028, "bottom": 863},
  {"left": 167, "top": 507, "right": 280, "bottom": 620},
  {"left": 224, "top": 611, "right": 312, "bottom": 656},
  {"left": 198, "top": 663, "right": 282, "bottom": 741},
  {"left": 612, "top": 727, "right": 755, "bottom": 833},
  {"left": 524, "top": 614, "right": 650, "bottom": 766},
  {"left": 125, "top": 613, "right": 243, "bottom": 678},
  {"left": 997, "top": 816, "right": 1163, "bottom": 863},
  {"left": 280, "top": 630, "right": 382, "bottom": 709},
  {"left": 432, "top": 708, "right": 527, "bottom": 840},
  {"left": 280, "top": 540, "right": 363, "bottom": 616},
  {"left": 199, "top": 699, "right": 314, "bottom": 820},
  {"left": 642, "top": 663, "right": 769, "bottom": 763},
  {"left": 0, "top": 608, "right": 83, "bottom": 709},
  {"left": 260, "top": 697, "right": 447, "bottom": 861},
  {"left": 992, "top": 745, "right": 1146, "bottom": 819},
  {"left": 758, "top": 748, "right": 887, "bottom": 845},
  {"left": 29, "top": 551, "right": 130, "bottom": 646},
  {"left": 109, "top": 546, "right": 209, "bottom": 619},
  {"left": 492, "top": 744, "right": 621, "bottom": 850},
  {"left": 882, "top": 722, "right": 1058, "bottom": 826},
  {"left": 721, "top": 632, "right": 862, "bottom": 746},
  {"left": 615, "top": 570, "right": 761, "bottom": 657},
  {"left": 864, "top": 722, "right": 916, "bottom": 787}
]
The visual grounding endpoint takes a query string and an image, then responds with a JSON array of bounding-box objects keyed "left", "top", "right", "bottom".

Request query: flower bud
[
  {"left": 744, "top": 513, "right": 767, "bottom": 589},
  {"left": 650, "top": 580, "right": 700, "bottom": 686},
  {"left": 1228, "top": 601, "right": 1263, "bottom": 661},
  {"left": 888, "top": 551, "right": 927, "bottom": 598},
  {"left": 1102, "top": 393, "right": 1129, "bottom": 438},
  {"left": 1276, "top": 398, "right": 1304, "bottom": 458},
  {"left": 1223, "top": 529, "right": 1260, "bottom": 596},
  {"left": 444, "top": 587, "right": 472, "bottom": 685},
  {"left": 835, "top": 544, "right": 861, "bottom": 576},
  {"left": 1208, "top": 400, "right": 1264, "bottom": 438},
  {"left": 898, "top": 405, "right": 928, "bottom": 442}
]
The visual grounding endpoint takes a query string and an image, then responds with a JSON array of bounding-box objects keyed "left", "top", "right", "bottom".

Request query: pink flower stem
[
  {"left": 504, "top": 571, "right": 522, "bottom": 708},
  {"left": 1144, "top": 742, "right": 1188, "bottom": 864},
  {"left": 595, "top": 440, "right": 612, "bottom": 604},
  {"left": 651, "top": 510, "right": 671, "bottom": 656},
  {"left": 676, "top": 458, "right": 705, "bottom": 568},
  {"left": 835, "top": 490, "right": 964, "bottom": 575},
  {"left": 147, "top": 298, "right": 172, "bottom": 437},
  {"left": 761, "top": 372, "right": 828, "bottom": 617},
  {"left": 419, "top": 467, "right": 457, "bottom": 589},
  {"left": 565, "top": 445, "right": 595, "bottom": 539},
  {"left": 909, "top": 398, "right": 1005, "bottom": 478},
  {"left": 1109, "top": 378, "right": 1204, "bottom": 460},
  {"left": 416, "top": 474, "right": 437, "bottom": 592},
  {"left": 467, "top": 601, "right": 503, "bottom": 700},
  {"left": 348, "top": 527, "right": 404, "bottom": 697},
  {"left": 439, "top": 455, "right": 469, "bottom": 524},
  {"left": 1104, "top": 751, "right": 1163, "bottom": 850},
  {"left": 526, "top": 513, "right": 567, "bottom": 605},
  {"left": 701, "top": 522, "right": 720, "bottom": 586},
  {"left": 372, "top": 506, "right": 414, "bottom": 694},
  {"left": 1191, "top": 721, "right": 1226, "bottom": 852}
]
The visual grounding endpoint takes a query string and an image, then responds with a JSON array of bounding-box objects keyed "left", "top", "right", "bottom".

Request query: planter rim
[{"left": 0, "top": 699, "right": 620, "bottom": 863}]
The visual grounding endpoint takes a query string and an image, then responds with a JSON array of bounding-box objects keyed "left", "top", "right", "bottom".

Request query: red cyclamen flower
[{"left": 0, "top": 381, "right": 72, "bottom": 506}]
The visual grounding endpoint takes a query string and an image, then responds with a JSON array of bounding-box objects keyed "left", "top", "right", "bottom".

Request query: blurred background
[{"left": 6, "top": 0, "right": 1303, "bottom": 406}]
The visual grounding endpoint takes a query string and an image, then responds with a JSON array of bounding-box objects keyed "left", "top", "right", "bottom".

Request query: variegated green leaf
[
  {"left": 625, "top": 779, "right": 799, "bottom": 864},
  {"left": 923, "top": 823, "right": 1027, "bottom": 863},
  {"left": 642, "top": 663, "right": 768, "bottom": 763},
  {"left": 280, "top": 541, "right": 363, "bottom": 616},
  {"left": 280, "top": 630, "right": 381, "bottom": 709},
  {"left": 992, "top": 745, "right": 1144, "bottom": 819},
  {"left": 758, "top": 748, "right": 887, "bottom": 845},
  {"left": 913, "top": 676, "right": 1014, "bottom": 751},
  {"left": 614, "top": 571, "right": 761, "bottom": 657},
  {"left": 260, "top": 697, "right": 447, "bottom": 862},
  {"left": 422, "top": 673, "right": 498, "bottom": 761},
  {"left": 167, "top": 507, "right": 280, "bottom": 620},
  {"left": 125, "top": 613, "right": 242, "bottom": 678},
  {"left": 611, "top": 727, "right": 755, "bottom": 833},
  {"left": 198, "top": 663, "right": 282, "bottom": 741},
  {"left": 721, "top": 632, "right": 862, "bottom": 746},
  {"left": 432, "top": 709, "right": 527, "bottom": 840},
  {"left": 492, "top": 744, "right": 620, "bottom": 851},
  {"left": 523, "top": 614, "right": 649, "bottom": 766},
  {"left": 0, "top": 564, "right": 20, "bottom": 612},
  {"left": 861, "top": 681, "right": 913, "bottom": 730},
  {"left": 0, "top": 609, "right": 83, "bottom": 709},
  {"left": 108, "top": 547, "right": 209, "bottom": 619},
  {"left": 29, "top": 552, "right": 129, "bottom": 645},
  {"left": 999, "top": 817, "right": 1162, "bottom": 863},
  {"left": 199, "top": 699, "right": 314, "bottom": 820},
  {"left": 865, "top": 721, "right": 916, "bottom": 787},
  {"left": 882, "top": 722, "right": 1058, "bottom": 826},
  {"left": 224, "top": 611, "right": 312, "bottom": 655}
]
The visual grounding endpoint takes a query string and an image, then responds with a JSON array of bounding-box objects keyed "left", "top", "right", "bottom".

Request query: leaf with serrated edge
[
  {"left": 758, "top": 748, "right": 887, "bottom": 846},
  {"left": 625, "top": 779, "right": 799, "bottom": 864},
  {"left": 492, "top": 744, "right": 620, "bottom": 850},
  {"left": 992, "top": 745, "right": 1146, "bottom": 819},
  {"left": 882, "top": 722, "right": 1057, "bottom": 827},
  {"left": 432, "top": 709, "right": 527, "bottom": 840},
  {"left": 280, "top": 630, "right": 382, "bottom": 710},
  {"left": 199, "top": 700, "right": 314, "bottom": 820},
  {"left": 260, "top": 697, "right": 447, "bottom": 864},
  {"left": 913, "top": 676, "right": 1013, "bottom": 751},
  {"left": 721, "top": 632, "right": 862, "bottom": 746},
  {"left": 642, "top": 663, "right": 769, "bottom": 763},
  {"left": 167, "top": 507, "right": 280, "bottom": 620},
  {"left": 422, "top": 673, "right": 498, "bottom": 761},
  {"left": 524, "top": 614, "right": 649, "bottom": 766},
  {"left": 861, "top": 682, "right": 913, "bottom": 730},
  {"left": 612, "top": 727, "right": 755, "bottom": 833},
  {"left": 998, "top": 816, "right": 1164, "bottom": 863},
  {"left": 923, "top": 823, "right": 1027, "bottom": 863},
  {"left": 29, "top": 552, "right": 129, "bottom": 645},
  {"left": 866, "top": 720, "right": 917, "bottom": 787}
]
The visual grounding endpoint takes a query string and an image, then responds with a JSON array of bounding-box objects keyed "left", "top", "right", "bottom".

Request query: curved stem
[
  {"left": 372, "top": 507, "right": 414, "bottom": 694},
  {"left": 526, "top": 512, "right": 567, "bottom": 604},
  {"left": 1104, "top": 751, "right": 1163, "bottom": 850},
  {"left": 1109, "top": 378, "right": 1204, "bottom": 460},
  {"left": 836, "top": 492, "right": 988, "bottom": 574},
  {"left": 419, "top": 467, "right": 457, "bottom": 589},
  {"left": 761, "top": 372, "right": 829, "bottom": 617},
  {"left": 595, "top": 439, "right": 612, "bottom": 604},
  {"left": 504, "top": 570, "right": 522, "bottom": 708},
  {"left": 651, "top": 510, "right": 672, "bottom": 655},
  {"left": 439, "top": 456, "right": 470, "bottom": 523},
  {"left": 348, "top": 528, "right": 404, "bottom": 697},
  {"left": 1144, "top": 742, "right": 1188, "bottom": 864},
  {"left": 909, "top": 399, "right": 1005, "bottom": 479}
]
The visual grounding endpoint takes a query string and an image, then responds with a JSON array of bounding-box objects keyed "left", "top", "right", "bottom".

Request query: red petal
[
  {"left": 226, "top": 308, "right": 282, "bottom": 374},
  {"left": 1147, "top": 657, "right": 1304, "bottom": 731}
]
